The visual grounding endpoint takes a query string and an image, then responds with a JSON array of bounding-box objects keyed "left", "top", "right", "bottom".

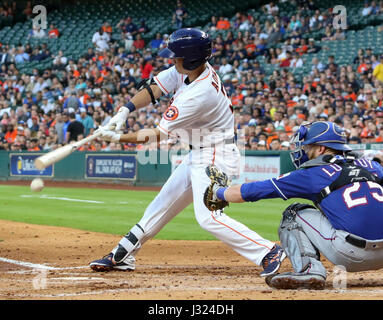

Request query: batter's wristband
[
  {"left": 126, "top": 101, "right": 136, "bottom": 113},
  {"left": 216, "top": 187, "right": 227, "bottom": 201}
]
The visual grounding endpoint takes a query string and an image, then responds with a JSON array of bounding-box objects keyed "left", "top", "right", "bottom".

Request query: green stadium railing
[{"left": 0, "top": 149, "right": 299, "bottom": 186}]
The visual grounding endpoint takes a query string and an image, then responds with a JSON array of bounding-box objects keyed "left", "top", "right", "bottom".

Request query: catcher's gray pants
[{"left": 280, "top": 207, "right": 383, "bottom": 278}]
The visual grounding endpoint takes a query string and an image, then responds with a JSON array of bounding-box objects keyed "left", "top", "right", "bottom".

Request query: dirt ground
[
  {"left": 1, "top": 220, "right": 383, "bottom": 300},
  {"left": 1, "top": 180, "right": 383, "bottom": 300}
]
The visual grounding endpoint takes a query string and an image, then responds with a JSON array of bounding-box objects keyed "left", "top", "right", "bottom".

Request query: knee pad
[
  {"left": 279, "top": 203, "right": 320, "bottom": 273},
  {"left": 114, "top": 224, "right": 145, "bottom": 263}
]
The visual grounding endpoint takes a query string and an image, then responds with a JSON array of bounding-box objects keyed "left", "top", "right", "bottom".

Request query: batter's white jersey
[
  {"left": 154, "top": 63, "right": 235, "bottom": 148},
  {"left": 110, "top": 62, "right": 276, "bottom": 268}
]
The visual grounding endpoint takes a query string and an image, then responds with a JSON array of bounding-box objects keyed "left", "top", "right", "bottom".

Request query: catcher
[{"left": 204, "top": 121, "right": 383, "bottom": 290}]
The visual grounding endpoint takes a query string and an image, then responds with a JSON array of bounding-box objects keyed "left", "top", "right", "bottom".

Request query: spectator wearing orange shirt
[
  {"left": 342, "top": 84, "right": 357, "bottom": 102},
  {"left": 376, "top": 130, "right": 383, "bottom": 143},
  {"left": 357, "top": 57, "right": 370, "bottom": 74},
  {"left": 216, "top": 16, "right": 231, "bottom": 30},
  {"left": 27, "top": 138, "right": 41, "bottom": 151},
  {"left": 360, "top": 122, "right": 376, "bottom": 142},
  {"left": 102, "top": 22, "right": 112, "bottom": 36},
  {"left": 79, "top": 90, "right": 90, "bottom": 106},
  {"left": 231, "top": 86, "right": 244, "bottom": 106},
  {"left": 296, "top": 38, "right": 308, "bottom": 56},
  {"left": 48, "top": 24, "right": 59, "bottom": 38},
  {"left": 269, "top": 138, "right": 281, "bottom": 150},
  {"left": 4, "top": 124, "right": 17, "bottom": 143}
]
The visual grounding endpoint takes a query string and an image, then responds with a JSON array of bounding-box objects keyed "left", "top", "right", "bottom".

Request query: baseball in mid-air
[{"left": 30, "top": 178, "right": 44, "bottom": 192}]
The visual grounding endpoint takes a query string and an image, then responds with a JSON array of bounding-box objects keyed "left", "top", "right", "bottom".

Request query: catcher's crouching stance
[{"left": 204, "top": 121, "right": 383, "bottom": 290}]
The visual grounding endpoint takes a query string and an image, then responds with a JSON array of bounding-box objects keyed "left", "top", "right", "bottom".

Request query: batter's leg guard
[
  {"left": 278, "top": 203, "right": 327, "bottom": 278},
  {"left": 112, "top": 224, "right": 145, "bottom": 263}
]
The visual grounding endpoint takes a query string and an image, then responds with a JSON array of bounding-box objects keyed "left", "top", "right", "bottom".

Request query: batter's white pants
[{"left": 127, "top": 145, "right": 275, "bottom": 266}]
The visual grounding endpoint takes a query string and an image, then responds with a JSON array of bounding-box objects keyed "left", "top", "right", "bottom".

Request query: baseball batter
[
  {"left": 205, "top": 121, "right": 383, "bottom": 289},
  {"left": 89, "top": 28, "right": 285, "bottom": 276}
]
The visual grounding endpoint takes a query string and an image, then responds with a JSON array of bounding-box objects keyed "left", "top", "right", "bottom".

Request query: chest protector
[{"left": 314, "top": 154, "right": 382, "bottom": 204}]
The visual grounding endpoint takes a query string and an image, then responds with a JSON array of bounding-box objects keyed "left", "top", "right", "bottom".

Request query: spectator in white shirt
[
  {"left": 309, "top": 10, "right": 321, "bottom": 29},
  {"left": 14, "top": 47, "right": 29, "bottom": 64},
  {"left": 53, "top": 50, "right": 68, "bottom": 69},
  {"left": 290, "top": 52, "right": 303, "bottom": 68},
  {"left": 30, "top": 27, "right": 46, "bottom": 39},
  {"left": 292, "top": 87, "right": 308, "bottom": 103},
  {"left": 65, "top": 59, "right": 77, "bottom": 73},
  {"left": 276, "top": 50, "right": 287, "bottom": 64},
  {"left": 219, "top": 57, "right": 233, "bottom": 76},
  {"left": 32, "top": 77, "right": 48, "bottom": 95},
  {"left": 311, "top": 57, "right": 325, "bottom": 73},
  {"left": 362, "top": 2, "right": 373, "bottom": 16},
  {"left": 41, "top": 98, "right": 55, "bottom": 114},
  {"left": 239, "top": 19, "right": 251, "bottom": 31},
  {"left": 263, "top": 2, "right": 279, "bottom": 15},
  {"left": 92, "top": 28, "right": 110, "bottom": 52}
]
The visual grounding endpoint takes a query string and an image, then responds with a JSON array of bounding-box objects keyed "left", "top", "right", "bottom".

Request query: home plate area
[{"left": 1, "top": 220, "right": 383, "bottom": 300}]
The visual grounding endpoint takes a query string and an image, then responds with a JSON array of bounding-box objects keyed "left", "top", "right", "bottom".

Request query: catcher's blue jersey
[{"left": 241, "top": 158, "right": 383, "bottom": 240}]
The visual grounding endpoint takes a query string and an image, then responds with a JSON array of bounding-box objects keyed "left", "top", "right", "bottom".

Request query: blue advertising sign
[
  {"left": 9, "top": 153, "right": 53, "bottom": 177},
  {"left": 85, "top": 154, "right": 137, "bottom": 180}
]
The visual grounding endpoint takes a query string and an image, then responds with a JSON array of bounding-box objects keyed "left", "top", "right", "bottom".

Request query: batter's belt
[{"left": 189, "top": 137, "right": 235, "bottom": 150}]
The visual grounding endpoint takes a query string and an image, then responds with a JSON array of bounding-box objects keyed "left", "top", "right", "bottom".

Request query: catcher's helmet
[
  {"left": 290, "top": 121, "right": 351, "bottom": 168},
  {"left": 158, "top": 28, "right": 212, "bottom": 70}
]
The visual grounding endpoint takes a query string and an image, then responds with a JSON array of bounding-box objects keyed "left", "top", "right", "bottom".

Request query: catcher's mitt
[{"left": 204, "top": 165, "right": 230, "bottom": 211}]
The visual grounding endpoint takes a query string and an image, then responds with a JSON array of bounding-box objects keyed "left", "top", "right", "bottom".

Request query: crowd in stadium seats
[{"left": 0, "top": 0, "right": 383, "bottom": 154}]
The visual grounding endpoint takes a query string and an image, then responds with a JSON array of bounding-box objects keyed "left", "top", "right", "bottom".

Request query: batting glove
[
  {"left": 106, "top": 106, "right": 130, "bottom": 132},
  {"left": 97, "top": 127, "right": 121, "bottom": 143}
]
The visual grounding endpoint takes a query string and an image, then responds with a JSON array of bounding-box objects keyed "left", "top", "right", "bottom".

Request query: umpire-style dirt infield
[{"left": 1, "top": 219, "right": 383, "bottom": 300}]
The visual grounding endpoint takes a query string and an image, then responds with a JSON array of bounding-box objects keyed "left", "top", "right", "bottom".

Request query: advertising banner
[
  {"left": 85, "top": 154, "right": 137, "bottom": 180},
  {"left": 232, "top": 156, "right": 280, "bottom": 184},
  {"left": 170, "top": 154, "right": 280, "bottom": 183},
  {"left": 9, "top": 153, "right": 53, "bottom": 177}
]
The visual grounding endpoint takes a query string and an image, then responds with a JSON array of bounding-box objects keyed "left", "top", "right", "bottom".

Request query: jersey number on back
[
  {"left": 211, "top": 69, "right": 227, "bottom": 96},
  {"left": 211, "top": 69, "right": 233, "bottom": 113},
  {"left": 343, "top": 182, "right": 383, "bottom": 209}
]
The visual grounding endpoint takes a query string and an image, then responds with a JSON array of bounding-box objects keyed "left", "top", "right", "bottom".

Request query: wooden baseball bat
[{"left": 34, "top": 131, "right": 102, "bottom": 170}]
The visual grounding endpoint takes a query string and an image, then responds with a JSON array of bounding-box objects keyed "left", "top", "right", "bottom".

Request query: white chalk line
[
  {"left": 2, "top": 257, "right": 383, "bottom": 299},
  {"left": 20, "top": 194, "right": 104, "bottom": 204},
  {"left": 20, "top": 195, "right": 129, "bottom": 204},
  {"left": 0, "top": 256, "right": 253, "bottom": 272},
  {"left": 0, "top": 257, "right": 88, "bottom": 270}
]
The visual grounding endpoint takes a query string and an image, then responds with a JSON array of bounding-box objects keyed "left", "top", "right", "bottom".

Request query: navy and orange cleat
[
  {"left": 89, "top": 253, "right": 135, "bottom": 272},
  {"left": 260, "top": 245, "right": 286, "bottom": 277}
]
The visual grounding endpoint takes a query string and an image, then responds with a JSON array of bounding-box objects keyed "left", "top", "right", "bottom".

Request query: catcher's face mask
[
  {"left": 290, "top": 123, "right": 311, "bottom": 169},
  {"left": 290, "top": 121, "right": 352, "bottom": 168}
]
